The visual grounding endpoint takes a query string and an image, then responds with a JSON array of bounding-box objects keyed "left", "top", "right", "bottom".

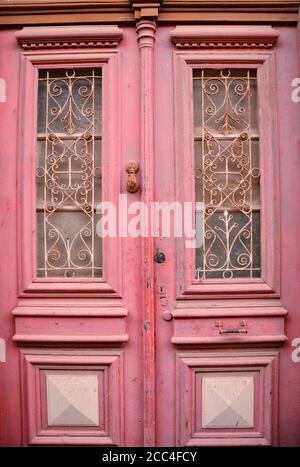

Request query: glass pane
[
  {"left": 193, "top": 69, "right": 261, "bottom": 280},
  {"left": 36, "top": 68, "right": 102, "bottom": 278}
]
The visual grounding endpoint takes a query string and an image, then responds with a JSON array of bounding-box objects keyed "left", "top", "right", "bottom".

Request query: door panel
[{"left": 175, "top": 350, "right": 279, "bottom": 446}]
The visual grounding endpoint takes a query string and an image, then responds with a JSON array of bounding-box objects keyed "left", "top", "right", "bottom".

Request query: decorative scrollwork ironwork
[
  {"left": 36, "top": 68, "right": 102, "bottom": 278},
  {"left": 194, "top": 69, "right": 261, "bottom": 280}
]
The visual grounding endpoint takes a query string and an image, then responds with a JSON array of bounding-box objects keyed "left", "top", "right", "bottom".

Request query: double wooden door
[{"left": 0, "top": 21, "right": 300, "bottom": 446}]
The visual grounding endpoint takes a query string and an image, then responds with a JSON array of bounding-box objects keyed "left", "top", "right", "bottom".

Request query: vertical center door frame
[{"left": 136, "top": 16, "right": 157, "bottom": 446}]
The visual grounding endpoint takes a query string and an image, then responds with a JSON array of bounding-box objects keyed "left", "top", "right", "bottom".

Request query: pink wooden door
[
  {"left": 153, "top": 25, "right": 300, "bottom": 447},
  {"left": 0, "top": 24, "right": 145, "bottom": 447},
  {"left": 0, "top": 20, "right": 300, "bottom": 447}
]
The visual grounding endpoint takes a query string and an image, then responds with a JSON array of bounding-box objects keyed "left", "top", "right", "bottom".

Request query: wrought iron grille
[
  {"left": 36, "top": 68, "right": 102, "bottom": 278},
  {"left": 193, "top": 69, "right": 261, "bottom": 280}
]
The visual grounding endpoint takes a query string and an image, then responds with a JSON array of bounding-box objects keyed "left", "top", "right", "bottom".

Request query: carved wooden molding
[
  {"left": 176, "top": 350, "right": 279, "bottom": 446},
  {"left": 136, "top": 18, "right": 157, "bottom": 446},
  {"left": 20, "top": 349, "right": 124, "bottom": 445},
  {"left": 136, "top": 19, "right": 156, "bottom": 47},
  {"left": 131, "top": 1, "right": 161, "bottom": 19},
  {"left": 171, "top": 26, "right": 280, "bottom": 49},
  {"left": 1, "top": 1, "right": 298, "bottom": 25},
  {"left": 163, "top": 0, "right": 299, "bottom": 9},
  {"left": 172, "top": 41, "right": 282, "bottom": 301},
  {"left": 15, "top": 41, "right": 123, "bottom": 298},
  {"left": 13, "top": 304, "right": 129, "bottom": 344},
  {"left": 1, "top": 0, "right": 299, "bottom": 12},
  {"left": 16, "top": 25, "right": 123, "bottom": 49}
]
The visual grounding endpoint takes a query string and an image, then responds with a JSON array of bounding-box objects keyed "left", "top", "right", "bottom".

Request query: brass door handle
[{"left": 126, "top": 161, "right": 139, "bottom": 193}]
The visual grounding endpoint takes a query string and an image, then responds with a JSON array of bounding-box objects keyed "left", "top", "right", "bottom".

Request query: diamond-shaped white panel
[
  {"left": 202, "top": 373, "right": 254, "bottom": 429},
  {"left": 46, "top": 371, "right": 99, "bottom": 426}
]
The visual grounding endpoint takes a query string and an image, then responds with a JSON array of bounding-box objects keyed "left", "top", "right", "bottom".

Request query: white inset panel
[
  {"left": 46, "top": 371, "right": 99, "bottom": 426},
  {"left": 202, "top": 373, "right": 254, "bottom": 429}
]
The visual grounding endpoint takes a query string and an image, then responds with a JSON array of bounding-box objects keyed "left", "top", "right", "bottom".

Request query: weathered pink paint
[{"left": 0, "top": 23, "right": 299, "bottom": 447}]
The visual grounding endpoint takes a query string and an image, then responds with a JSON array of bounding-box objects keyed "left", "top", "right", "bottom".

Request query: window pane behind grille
[
  {"left": 36, "top": 68, "right": 102, "bottom": 278},
  {"left": 193, "top": 69, "right": 261, "bottom": 280}
]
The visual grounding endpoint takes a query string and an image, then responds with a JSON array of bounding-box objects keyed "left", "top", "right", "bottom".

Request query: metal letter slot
[{"left": 219, "top": 329, "right": 248, "bottom": 335}]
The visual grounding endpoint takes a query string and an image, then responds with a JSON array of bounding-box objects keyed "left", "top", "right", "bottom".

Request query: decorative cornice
[
  {"left": 1, "top": 0, "right": 299, "bottom": 11},
  {"left": 0, "top": 1, "right": 299, "bottom": 25},
  {"left": 171, "top": 25, "right": 280, "bottom": 49},
  {"left": 16, "top": 25, "right": 123, "bottom": 50},
  {"left": 163, "top": 0, "right": 299, "bottom": 7}
]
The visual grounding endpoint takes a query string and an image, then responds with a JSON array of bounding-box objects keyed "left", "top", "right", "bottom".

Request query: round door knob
[{"left": 161, "top": 311, "right": 173, "bottom": 321}]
